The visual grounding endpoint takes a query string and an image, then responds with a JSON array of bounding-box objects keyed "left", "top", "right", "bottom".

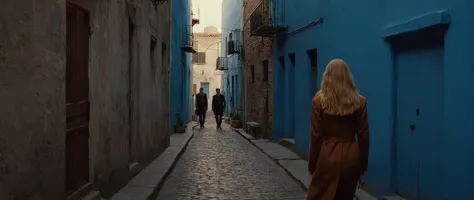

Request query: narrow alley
[
  {"left": 156, "top": 117, "right": 307, "bottom": 200},
  {"left": 4, "top": 0, "right": 474, "bottom": 199}
]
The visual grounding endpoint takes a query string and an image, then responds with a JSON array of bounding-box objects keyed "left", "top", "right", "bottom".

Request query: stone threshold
[
  {"left": 233, "top": 129, "right": 379, "bottom": 200},
  {"left": 108, "top": 121, "right": 199, "bottom": 200}
]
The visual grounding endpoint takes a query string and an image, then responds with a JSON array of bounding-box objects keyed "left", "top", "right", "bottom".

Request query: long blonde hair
[{"left": 315, "top": 58, "right": 363, "bottom": 115}]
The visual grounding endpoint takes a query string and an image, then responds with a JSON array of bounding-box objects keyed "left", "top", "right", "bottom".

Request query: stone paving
[{"left": 155, "top": 119, "right": 307, "bottom": 200}]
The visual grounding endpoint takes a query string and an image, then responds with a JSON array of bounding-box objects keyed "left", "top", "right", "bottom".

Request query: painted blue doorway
[
  {"left": 231, "top": 76, "right": 235, "bottom": 108},
  {"left": 287, "top": 54, "right": 296, "bottom": 138},
  {"left": 200, "top": 82, "right": 210, "bottom": 99},
  {"left": 235, "top": 75, "right": 239, "bottom": 109},
  {"left": 307, "top": 49, "right": 318, "bottom": 95},
  {"left": 395, "top": 46, "right": 443, "bottom": 200},
  {"left": 276, "top": 56, "right": 286, "bottom": 140}
]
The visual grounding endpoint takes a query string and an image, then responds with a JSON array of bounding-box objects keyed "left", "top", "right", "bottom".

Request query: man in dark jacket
[
  {"left": 195, "top": 88, "right": 208, "bottom": 128},
  {"left": 212, "top": 88, "right": 226, "bottom": 129}
]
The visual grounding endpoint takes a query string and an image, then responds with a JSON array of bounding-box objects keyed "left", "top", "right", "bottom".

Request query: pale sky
[{"left": 192, "top": 0, "right": 223, "bottom": 33}]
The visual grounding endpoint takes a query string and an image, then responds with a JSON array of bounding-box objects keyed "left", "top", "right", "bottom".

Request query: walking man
[
  {"left": 195, "top": 88, "right": 208, "bottom": 128},
  {"left": 212, "top": 88, "right": 226, "bottom": 129}
]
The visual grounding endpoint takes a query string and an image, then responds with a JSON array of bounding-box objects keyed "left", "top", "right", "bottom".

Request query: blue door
[
  {"left": 200, "top": 82, "right": 210, "bottom": 99},
  {"left": 231, "top": 76, "right": 235, "bottom": 108},
  {"left": 395, "top": 46, "right": 443, "bottom": 200},
  {"left": 277, "top": 57, "right": 286, "bottom": 139},
  {"left": 287, "top": 54, "right": 296, "bottom": 138},
  {"left": 235, "top": 75, "right": 239, "bottom": 109}
]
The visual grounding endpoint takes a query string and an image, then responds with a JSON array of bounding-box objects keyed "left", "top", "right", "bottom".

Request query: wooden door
[
  {"left": 66, "top": 3, "right": 90, "bottom": 194},
  {"left": 128, "top": 19, "right": 135, "bottom": 162}
]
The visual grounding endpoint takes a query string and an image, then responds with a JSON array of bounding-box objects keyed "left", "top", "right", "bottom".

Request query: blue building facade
[
  {"left": 170, "top": 0, "right": 193, "bottom": 132},
  {"left": 221, "top": 0, "right": 244, "bottom": 118},
  {"left": 256, "top": 0, "right": 474, "bottom": 199}
]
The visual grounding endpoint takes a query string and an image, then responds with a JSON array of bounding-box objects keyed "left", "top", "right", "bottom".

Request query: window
[
  {"left": 279, "top": 56, "right": 285, "bottom": 70},
  {"left": 289, "top": 53, "right": 295, "bottom": 67},
  {"left": 250, "top": 65, "right": 255, "bottom": 83},
  {"left": 262, "top": 60, "right": 268, "bottom": 82},
  {"left": 161, "top": 42, "right": 167, "bottom": 74},
  {"left": 307, "top": 49, "right": 318, "bottom": 94},
  {"left": 150, "top": 36, "right": 157, "bottom": 74},
  {"left": 198, "top": 52, "right": 206, "bottom": 64},
  {"left": 192, "top": 52, "right": 206, "bottom": 64}
]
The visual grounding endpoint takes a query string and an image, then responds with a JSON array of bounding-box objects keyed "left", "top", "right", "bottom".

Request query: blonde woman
[{"left": 307, "top": 59, "right": 370, "bottom": 200}]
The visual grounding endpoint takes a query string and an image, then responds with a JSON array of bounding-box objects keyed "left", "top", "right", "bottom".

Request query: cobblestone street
[{"left": 156, "top": 118, "right": 307, "bottom": 200}]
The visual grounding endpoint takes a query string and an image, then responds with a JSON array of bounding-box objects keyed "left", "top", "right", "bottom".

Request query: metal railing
[
  {"left": 192, "top": 9, "right": 200, "bottom": 26},
  {"left": 249, "top": 0, "right": 287, "bottom": 36},
  {"left": 192, "top": 39, "right": 198, "bottom": 51},
  {"left": 216, "top": 56, "right": 229, "bottom": 70},
  {"left": 182, "top": 27, "right": 198, "bottom": 52}
]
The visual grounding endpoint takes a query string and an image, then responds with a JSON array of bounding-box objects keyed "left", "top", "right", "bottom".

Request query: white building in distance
[{"left": 192, "top": 26, "right": 222, "bottom": 110}]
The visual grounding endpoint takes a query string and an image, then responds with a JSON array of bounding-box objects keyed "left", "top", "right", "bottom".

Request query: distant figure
[
  {"left": 307, "top": 59, "right": 370, "bottom": 200},
  {"left": 195, "top": 88, "right": 208, "bottom": 128},
  {"left": 212, "top": 88, "right": 226, "bottom": 129}
]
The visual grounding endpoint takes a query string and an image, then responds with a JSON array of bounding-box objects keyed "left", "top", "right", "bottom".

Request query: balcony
[
  {"left": 227, "top": 40, "right": 240, "bottom": 55},
  {"left": 182, "top": 40, "right": 197, "bottom": 53},
  {"left": 192, "top": 9, "right": 200, "bottom": 26},
  {"left": 182, "top": 29, "right": 197, "bottom": 53},
  {"left": 216, "top": 57, "right": 229, "bottom": 71},
  {"left": 226, "top": 30, "right": 241, "bottom": 55},
  {"left": 250, "top": 0, "right": 288, "bottom": 37}
]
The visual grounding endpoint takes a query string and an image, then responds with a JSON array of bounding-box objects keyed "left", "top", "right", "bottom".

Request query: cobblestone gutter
[{"left": 108, "top": 122, "right": 198, "bottom": 200}]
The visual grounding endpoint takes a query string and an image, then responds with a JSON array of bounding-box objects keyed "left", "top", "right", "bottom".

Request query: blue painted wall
[
  {"left": 170, "top": 0, "right": 192, "bottom": 132},
  {"left": 271, "top": 0, "right": 474, "bottom": 199},
  {"left": 221, "top": 0, "right": 243, "bottom": 117}
]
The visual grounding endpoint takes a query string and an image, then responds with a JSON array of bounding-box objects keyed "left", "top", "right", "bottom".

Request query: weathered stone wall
[
  {"left": 0, "top": 0, "right": 66, "bottom": 199},
  {"left": 243, "top": 0, "right": 274, "bottom": 138},
  {"left": 0, "top": 0, "right": 171, "bottom": 199}
]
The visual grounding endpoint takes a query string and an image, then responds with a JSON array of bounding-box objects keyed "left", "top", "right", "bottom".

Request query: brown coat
[{"left": 307, "top": 96, "right": 370, "bottom": 200}]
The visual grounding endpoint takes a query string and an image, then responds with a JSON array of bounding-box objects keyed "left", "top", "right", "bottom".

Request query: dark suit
[
  {"left": 212, "top": 94, "right": 226, "bottom": 127},
  {"left": 195, "top": 92, "right": 208, "bottom": 126}
]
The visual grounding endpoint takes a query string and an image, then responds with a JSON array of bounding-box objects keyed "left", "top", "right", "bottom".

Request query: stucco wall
[
  {"left": 221, "top": 0, "right": 243, "bottom": 117},
  {"left": 170, "top": 0, "right": 192, "bottom": 132},
  {"left": 0, "top": 0, "right": 171, "bottom": 199},
  {"left": 272, "top": 0, "right": 474, "bottom": 198},
  {"left": 192, "top": 33, "right": 222, "bottom": 109},
  {"left": 243, "top": 0, "right": 274, "bottom": 138}
]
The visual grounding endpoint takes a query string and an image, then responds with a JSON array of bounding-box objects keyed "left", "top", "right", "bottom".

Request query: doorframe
[
  {"left": 388, "top": 26, "right": 449, "bottom": 199},
  {"left": 287, "top": 53, "right": 296, "bottom": 139},
  {"left": 127, "top": 14, "right": 137, "bottom": 164},
  {"left": 389, "top": 49, "right": 399, "bottom": 194}
]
